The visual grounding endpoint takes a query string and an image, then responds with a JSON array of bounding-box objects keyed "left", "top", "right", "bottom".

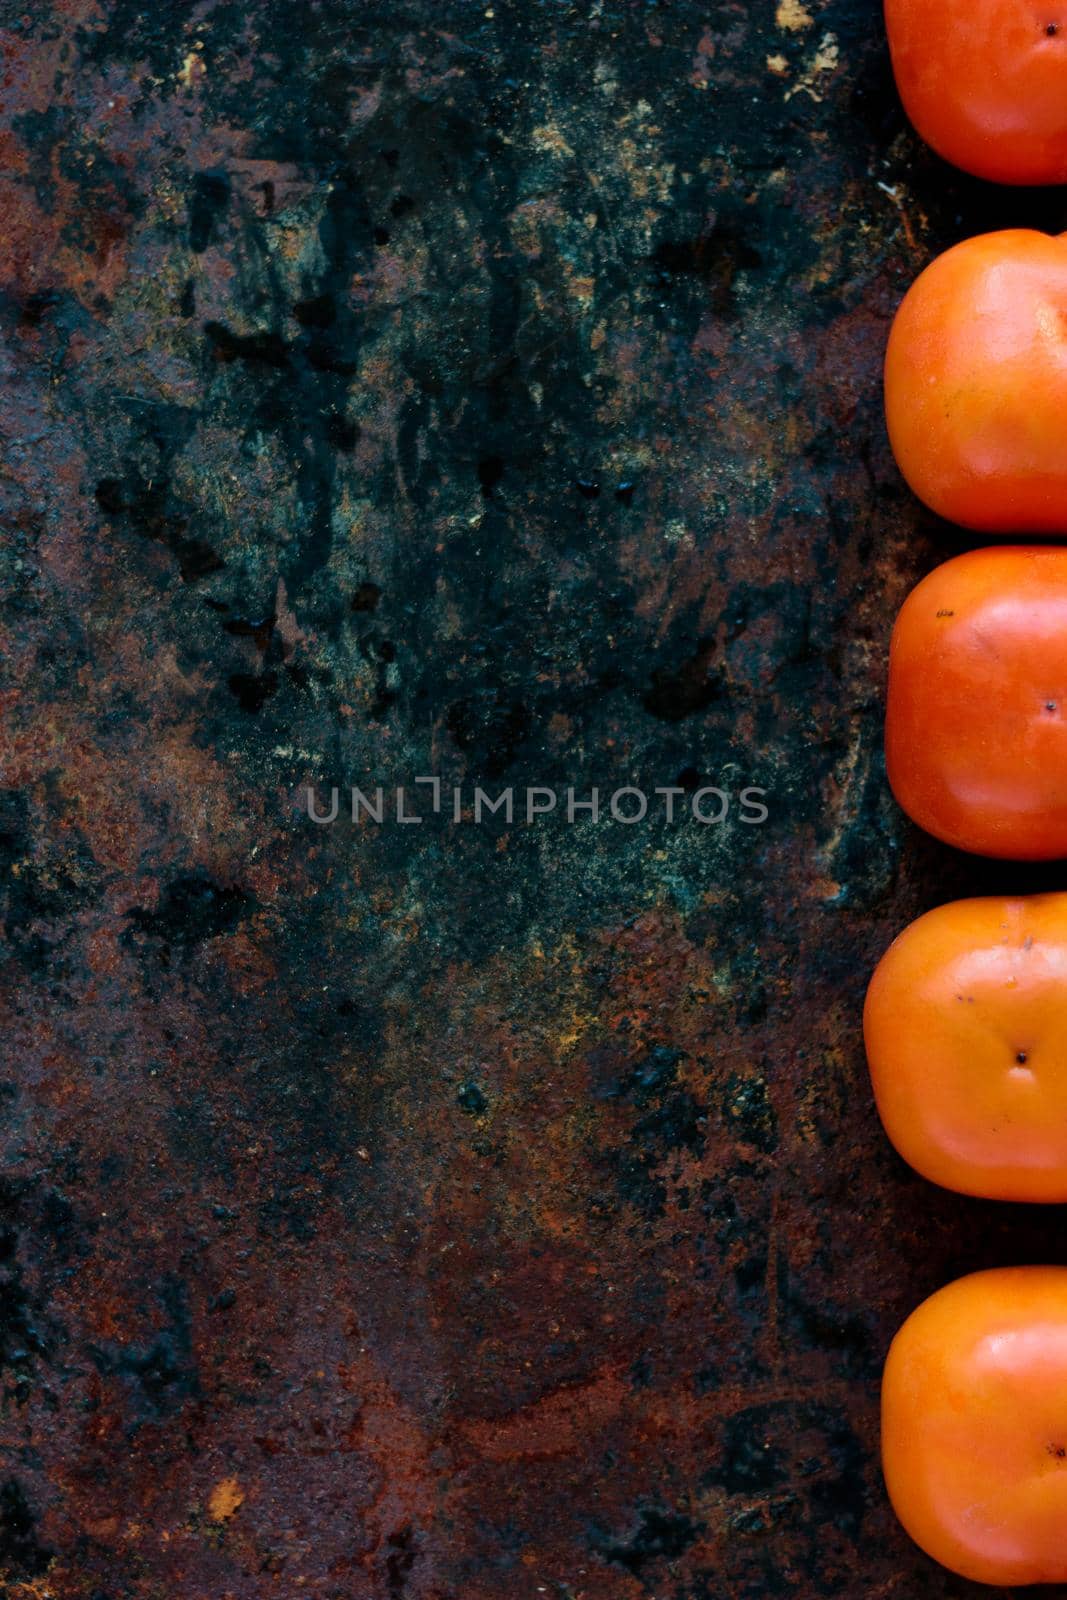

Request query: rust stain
[{"left": 207, "top": 1477, "right": 244, "bottom": 1522}]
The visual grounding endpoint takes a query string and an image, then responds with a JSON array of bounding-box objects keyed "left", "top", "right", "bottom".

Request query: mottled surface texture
[{"left": 2, "top": 2, "right": 1067, "bottom": 1597}]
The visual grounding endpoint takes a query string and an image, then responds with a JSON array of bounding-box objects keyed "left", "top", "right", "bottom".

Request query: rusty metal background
[{"left": 3, "top": 2, "right": 1067, "bottom": 1596}]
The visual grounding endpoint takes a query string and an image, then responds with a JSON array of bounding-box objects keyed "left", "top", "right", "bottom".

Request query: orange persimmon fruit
[
  {"left": 883, "top": 1268, "right": 1067, "bottom": 1585},
  {"left": 865, "top": 894, "right": 1067, "bottom": 1200},
  {"left": 885, "top": 546, "right": 1067, "bottom": 859},
  {"left": 885, "top": 230, "right": 1067, "bottom": 534},
  {"left": 885, "top": 0, "right": 1067, "bottom": 184}
]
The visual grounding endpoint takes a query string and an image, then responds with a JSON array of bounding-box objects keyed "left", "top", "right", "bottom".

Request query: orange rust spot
[{"left": 207, "top": 1477, "right": 244, "bottom": 1522}]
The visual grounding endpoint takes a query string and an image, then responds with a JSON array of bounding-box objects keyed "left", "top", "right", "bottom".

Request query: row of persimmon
[{"left": 866, "top": 2, "right": 1067, "bottom": 1587}]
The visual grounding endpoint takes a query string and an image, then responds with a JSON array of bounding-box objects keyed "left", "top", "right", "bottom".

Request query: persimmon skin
[
  {"left": 885, "top": 231, "right": 1067, "bottom": 534},
  {"left": 865, "top": 896, "right": 1067, "bottom": 1200},
  {"left": 885, "top": 0, "right": 1067, "bottom": 185},
  {"left": 886, "top": 546, "right": 1067, "bottom": 860},
  {"left": 883, "top": 1269, "right": 1067, "bottom": 1586}
]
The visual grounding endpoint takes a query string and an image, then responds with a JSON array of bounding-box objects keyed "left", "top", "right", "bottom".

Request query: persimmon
[
  {"left": 885, "top": 230, "right": 1067, "bottom": 534},
  {"left": 885, "top": 0, "right": 1067, "bottom": 184},
  {"left": 883, "top": 1268, "right": 1067, "bottom": 1585},
  {"left": 885, "top": 546, "right": 1067, "bottom": 859},
  {"left": 865, "top": 895, "right": 1067, "bottom": 1199}
]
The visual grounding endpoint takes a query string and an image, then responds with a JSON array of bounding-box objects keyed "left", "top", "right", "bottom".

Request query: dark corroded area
[{"left": 2, "top": 2, "right": 1066, "bottom": 1597}]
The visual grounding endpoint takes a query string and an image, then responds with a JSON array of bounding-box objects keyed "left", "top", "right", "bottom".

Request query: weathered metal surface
[{"left": 2, "top": 2, "right": 1065, "bottom": 1596}]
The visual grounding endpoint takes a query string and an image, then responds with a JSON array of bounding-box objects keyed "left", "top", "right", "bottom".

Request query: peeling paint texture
[{"left": 0, "top": 2, "right": 1061, "bottom": 1597}]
